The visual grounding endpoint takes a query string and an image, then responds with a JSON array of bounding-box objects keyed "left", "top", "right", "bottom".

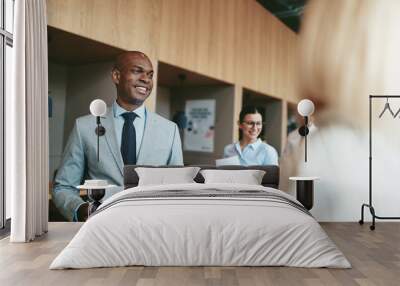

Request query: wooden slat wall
[
  {"left": 158, "top": 0, "right": 237, "bottom": 84},
  {"left": 47, "top": 0, "right": 299, "bottom": 112},
  {"left": 46, "top": 0, "right": 160, "bottom": 55},
  {"left": 47, "top": 0, "right": 161, "bottom": 110}
]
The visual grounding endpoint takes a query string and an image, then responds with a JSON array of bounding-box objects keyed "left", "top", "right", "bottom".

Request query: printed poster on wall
[{"left": 184, "top": 99, "right": 216, "bottom": 152}]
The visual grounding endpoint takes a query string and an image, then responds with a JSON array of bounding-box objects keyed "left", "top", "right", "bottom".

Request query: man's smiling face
[{"left": 112, "top": 52, "right": 154, "bottom": 106}]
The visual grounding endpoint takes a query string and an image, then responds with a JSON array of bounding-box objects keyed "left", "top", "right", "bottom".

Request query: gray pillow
[
  {"left": 200, "top": 169, "right": 266, "bottom": 185},
  {"left": 135, "top": 167, "right": 201, "bottom": 186}
]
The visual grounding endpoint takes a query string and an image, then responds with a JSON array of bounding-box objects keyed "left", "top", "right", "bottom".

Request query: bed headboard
[{"left": 123, "top": 165, "right": 280, "bottom": 189}]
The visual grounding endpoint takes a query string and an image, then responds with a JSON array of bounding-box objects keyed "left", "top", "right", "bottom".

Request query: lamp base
[
  {"left": 95, "top": 126, "right": 106, "bottom": 136},
  {"left": 87, "top": 188, "right": 106, "bottom": 215},
  {"left": 298, "top": 126, "right": 309, "bottom": 136}
]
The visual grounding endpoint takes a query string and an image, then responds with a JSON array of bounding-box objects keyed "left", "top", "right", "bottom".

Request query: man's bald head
[
  {"left": 111, "top": 51, "right": 154, "bottom": 110},
  {"left": 113, "top": 51, "right": 152, "bottom": 71}
]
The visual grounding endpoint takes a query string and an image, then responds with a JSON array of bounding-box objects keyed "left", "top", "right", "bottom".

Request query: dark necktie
[{"left": 121, "top": 112, "right": 137, "bottom": 165}]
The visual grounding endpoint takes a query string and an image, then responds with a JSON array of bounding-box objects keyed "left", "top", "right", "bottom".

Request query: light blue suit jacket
[{"left": 52, "top": 107, "right": 183, "bottom": 221}]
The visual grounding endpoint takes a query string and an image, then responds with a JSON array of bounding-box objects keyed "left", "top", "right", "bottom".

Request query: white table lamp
[
  {"left": 89, "top": 99, "right": 107, "bottom": 161},
  {"left": 297, "top": 99, "right": 315, "bottom": 162}
]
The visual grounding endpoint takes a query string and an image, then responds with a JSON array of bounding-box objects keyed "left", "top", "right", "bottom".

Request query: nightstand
[{"left": 289, "top": 177, "right": 319, "bottom": 210}]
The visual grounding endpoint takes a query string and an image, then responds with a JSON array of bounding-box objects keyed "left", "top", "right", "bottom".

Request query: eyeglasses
[{"left": 242, "top": 121, "right": 263, "bottom": 127}]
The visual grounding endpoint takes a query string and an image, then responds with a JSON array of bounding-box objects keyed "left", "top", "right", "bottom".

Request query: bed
[{"left": 50, "top": 165, "right": 350, "bottom": 269}]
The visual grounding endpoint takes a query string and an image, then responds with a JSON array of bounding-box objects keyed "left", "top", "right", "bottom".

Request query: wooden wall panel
[
  {"left": 47, "top": 0, "right": 161, "bottom": 110},
  {"left": 47, "top": 0, "right": 160, "bottom": 56},
  {"left": 47, "top": 0, "right": 299, "bottom": 105},
  {"left": 232, "top": 84, "right": 243, "bottom": 141},
  {"left": 158, "top": 0, "right": 237, "bottom": 84},
  {"left": 287, "top": 34, "right": 299, "bottom": 103},
  {"left": 231, "top": 0, "right": 298, "bottom": 100},
  {"left": 236, "top": 0, "right": 262, "bottom": 90}
]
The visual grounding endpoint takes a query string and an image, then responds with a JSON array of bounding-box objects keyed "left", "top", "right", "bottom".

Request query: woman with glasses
[{"left": 223, "top": 106, "right": 278, "bottom": 166}]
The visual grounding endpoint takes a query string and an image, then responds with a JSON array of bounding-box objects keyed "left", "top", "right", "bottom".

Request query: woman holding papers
[{"left": 223, "top": 106, "right": 278, "bottom": 166}]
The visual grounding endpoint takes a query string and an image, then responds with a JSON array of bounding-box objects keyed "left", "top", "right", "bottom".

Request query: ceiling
[
  {"left": 48, "top": 26, "right": 125, "bottom": 65},
  {"left": 158, "top": 62, "right": 230, "bottom": 87},
  {"left": 257, "top": 0, "right": 307, "bottom": 32}
]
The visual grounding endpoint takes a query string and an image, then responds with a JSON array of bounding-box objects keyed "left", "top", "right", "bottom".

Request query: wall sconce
[
  {"left": 89, "top": 99, "right": 107, "bottom": 161},
  {"left": 297, "top": 99, "right": 315, "bottom": 162}
]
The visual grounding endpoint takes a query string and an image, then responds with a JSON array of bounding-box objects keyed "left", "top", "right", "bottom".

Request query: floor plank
[{"left": 0, "top": 222, "right": 399, "bottom": 286}]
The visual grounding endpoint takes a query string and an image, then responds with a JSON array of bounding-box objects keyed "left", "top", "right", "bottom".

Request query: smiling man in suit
[{"left": 53, "top": 51, "right": 183, "bottom": 221}]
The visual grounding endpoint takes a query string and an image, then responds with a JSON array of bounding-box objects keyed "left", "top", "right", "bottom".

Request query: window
[
  {"left": 1, "top": 0, "right": 14, "bottom": 231},
  {"left": 5, "top": 0, "right": 13, "bottom": 34}
]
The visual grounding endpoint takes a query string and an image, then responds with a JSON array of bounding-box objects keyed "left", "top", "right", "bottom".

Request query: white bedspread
[{"left": 50, "top": 183, "right": 351, "bottom": 269}]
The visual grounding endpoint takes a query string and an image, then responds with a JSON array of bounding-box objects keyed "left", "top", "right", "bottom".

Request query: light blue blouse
[{"left": 223, "top": 139, "right": 279, "bottom": 166}]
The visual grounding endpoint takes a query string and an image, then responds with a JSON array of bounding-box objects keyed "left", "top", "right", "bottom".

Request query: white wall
[
  {"left": 280, "top": 116, "right": 400, "bottom": 222},
  {"left": 48, "top": 63, "right": 67, "bottom": 179},
  {"left": 156, "top": 86, "right": 171, "bottom": 120},
  {"left": 63, "top": 61, "right": 116, "bottom": 146},
  {"left": 264, "top": 101, "right": 283, "bottom": 155},
  {"left": 48, "top": 61, "right": 117, "bottom": 176},
  {"left": 170, "top": 85, "right": 235, "bottom": 165}
]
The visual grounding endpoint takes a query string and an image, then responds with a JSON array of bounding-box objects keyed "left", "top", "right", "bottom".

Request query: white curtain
[{"left": 8, "top": 0, "right": 49, "bottom": 242}]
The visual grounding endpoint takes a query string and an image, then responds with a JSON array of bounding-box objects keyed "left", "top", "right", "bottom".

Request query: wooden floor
[{"left": 0, "top": 222, "right": 399, "bottom": 286}]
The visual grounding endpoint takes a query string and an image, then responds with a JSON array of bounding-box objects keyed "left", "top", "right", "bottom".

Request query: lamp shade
[
  {"left": 297, "top": 99, "right": 315, "bottom": 117},
  {"left": 89, "top": 99, "right": 107, "bottom": 117}
]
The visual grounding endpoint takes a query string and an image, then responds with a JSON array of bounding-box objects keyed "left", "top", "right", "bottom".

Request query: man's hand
[{"left": 77, "top": 202, "right": 89, "bottom": 222}]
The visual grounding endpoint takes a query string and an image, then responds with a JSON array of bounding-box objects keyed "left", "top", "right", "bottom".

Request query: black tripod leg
[
  {"left": 359, "top": 204, "right": 365, "bottom": 225},
  {"left": 369, "top": 206, "right": 376, "bottom": 231}
]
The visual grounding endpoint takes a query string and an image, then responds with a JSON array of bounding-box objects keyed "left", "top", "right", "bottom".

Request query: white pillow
[
  {"left": 135, "top": 167, "right": 200, "bottom": 186},
  {"left": 200, "top": 169, "right": 266, "bottom": 185}
]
